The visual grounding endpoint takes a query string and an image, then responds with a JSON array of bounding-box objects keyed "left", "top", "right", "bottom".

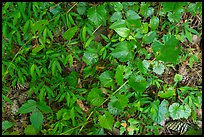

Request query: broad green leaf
[
  {"left": 125, "top": 10, "right": 141, "bottom": 20},
  {"left": 150, "top": 16, "right": 159, "bottom": 30},
  {"left": 152, "top": 40, "right": 163, "bottom": 54},
  {"left": 113, "top": 2, "right": 123, "bottom": 11},
  {"left": 154, "top": 100, "right": 169, "bottom": 124},
  {"left": 115, "top": 65, "right": 125, "bottom": 85},
  {"left": 37, "top": 101, "right": 52, "bottom": 113},
  {"left": 111, "top": 41, "right": 135, "bottom": 62},
  {"left": 87, "top": 88, "right": 104, "bottom": 107},
  {"left": 77, "top": 2, "right": 87, "bottom": 15},
  {"left": 99, "top": 111, "right": 114, "bottom": 130},
  {"left": 109, "top": 19, "right": 126, "bottom": 30},
  {"left": 114, "top": 27, "right": 130, "bottom": 38},
  {"left": 174, "top": 74, "right": 183, "bottom": 83},
  {"left": 169, "top": 103, "right": 180, "bottom": 120},
  {"left": 110, "top": 11, "right": 122, "bottom": 22},
  {"left": 32, "top": 20, "right": 49, "bottom": 34},
  {"left": 2, "top": 121, "right": 14, "bottom": 130},
  {"left": 98, "top": 70, "right": 114, "bottom": 87},
  {"left": 18, "top": 100, "right": 37, "bottom": 114},
  {"left": 129, "top": 75, "right": 148, "bottom": 93},
  {"left": 169, "top": 103, "right": 191, "bottom": 120},
  {"left": 32, "top": 45, "right": 45, "bottom": 54},
  {"left": 30, "top": 109, "right": 43, "bottom": 132},
  {"left": 156, "top": 34, "right": 181, "bottom": 64},
  {"left": 158, "top": 87, "right": 176, "bottom": 98},
  {"left": 142, "top": 31, "right": 157, "bottom": 44},
  {"left": 153, "top": 61, "right": 165, "bottom": 75},
  {"left": 137, "top": 58, "right": 147, "bottom": 74},
  {"left": 82, "top": 51, "right": 98, "bottom": 65},
  {"left": 109, "top": 94, "right": 128, "bottom": 112},
  {"left": 62, "top": 26, "right": 78, "bottom": 41},
  {"left": 87, "top": 5, "right": 106, "bottom": 26},
  {"left": 139, "top": 2, "right": 150, "bottom": 18},
  {"left": 24, "top": 125, "right": 37, "bottom": 135}
]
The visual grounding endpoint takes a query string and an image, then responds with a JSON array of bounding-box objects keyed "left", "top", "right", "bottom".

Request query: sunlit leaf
[
  {"left": 99, "top": 111, "right": 114, "bottom": 130},
  {"left": 87, "top": 88, "right": 104, "bottom": 107}
]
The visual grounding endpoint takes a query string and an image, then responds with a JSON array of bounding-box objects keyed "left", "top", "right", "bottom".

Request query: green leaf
[
  {"left": 137, "top": 58, "right": 147, "bottom": 74},
  {"left": 139, "top": 2, "right": 150, "bottom": 18},
  {"left": 140, "top": 23, "right": 149, "bottom": 34},
  {"left": 37, "top": 101, "right": 52, "bottom": 113},
  {"left": 115, "top": 27, "right": 130, "bottom": 38},
  {"left": 87, "top": 5, "right": 106, "bottom": 26},
  {"left": 158, "top": 87, "right": 176, "bottom": 98},
  {"left": 109, "top": 19, "right": 126, "bottom": 30},
  {"left": 152, "top": 40, "right": 163, "bottom": 53},
  {"left": 24, "top": 125, "right": 37, "bottom": 135},
  {"left": 142, "top": 31, "right": 157, "bottom": 44},
  {"left": 125, "top": 10, "right": 141, "bottom": 20},
  {"left": 153, "top": 61, "right": 165, "bottom": 75},
  {"left": 77, "top": 2, "right": 87, "bottom": 15},
  {"left": 174, "top": 74, "right": 183, "bottom": 83},
  {"left": 84, "top": 36, "right": 94, "bottom": 48},
  {"left": 150, "top": 16, "right": 159, "bottom": 30},
  {"left": 87, "top": 88, "right": 104, "bottom": 107},
  {"left": 169, "top": 103, "right": 191, "bottom": 120},
  {"left": 30, "top": 109, "right": 43, "bottom": 132},
  {"left": 129, "top": 75, "right": 148, "bottom": 93},
  {"left": 154, "top": 100, "right": 169, "bottom": 124},
  {"left": 2, "top": 121, "right": 14, "bottom": 130},
  {"left": 67, "top": 71, "right": 78, "bottom": 87},
  {"left": 32, "top": 45, "right": 45, "bottom": 54},
  {"left": 98, "top": 70, "right": 114, "bottom": 87},
  {"left": 156, "top": 34, "right": 181, "bottom": 64},
  {"left": 110, "top": 11, "right": 122, "bottom": 22},
  {"left": 82, "top": 51, "right": 98, "bottom": 65},
  {"left": 113, "top": 2, "right": 123, "bottom": 11},
  {"left": 18, "top": 100, "right": 37, "bottom": 114},
  {"left": 109, "top": 94, "right": 128, "bottom": 112},
  {"left": 115, "top": 65, "right": 125, "bottom": 86},
  {"left": 62, "top": 26, "right": 77, "bottom": 41},
  {"left": 99, "top": 111, "right": 114, "bottom": 130},
  {"left": 111, "top": 41, "right": 135, "bottom": 62}
]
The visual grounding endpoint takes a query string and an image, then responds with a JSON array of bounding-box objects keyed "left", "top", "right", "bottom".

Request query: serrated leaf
[
  {"left": 2, "top": 121, "right": 14, "bottom": 130},
  {"left": 129, "top": 75, "right": 148, "bottom": 93},
  {"left": 99, "top": 111, "right": 114, "bottom": 130},
  {"left": 111, "top": 41, "right": 134, "bottom": 62},
  {"left": 169, "top": 103, "right": 191, "bottom": 120},
  {"left": 114, "top": 27, "right": 130, "bottom": 38},
  {"left": 98, "top": 70, "right": 114, "bottom": 87},
  {"left": 87, "top": 5, "right": 106, "bottom": 26},
  {"left": 62, "top": 26, "right": 77, "bottom": 41},
  {"left": 30, "top": 109, "right": 43, "bottom": 132},
  {"left": 150, "top": 16, "right": 159, "bottom": 30},
  {"left": 109, "top": 94, "right": 128, "bottom": 112},
  {"left": 115, "top": 65, "right": 125, "bottom": 85},
  {"left": 87, "top": 88, "right": 104, "bottom": 107},
  {"left": 156, "top": 34, "right": 181, "bottom": 64},
  {"left": 18, "top": 100, "right": 37, "bottom": 114},
  {"left": 153, "top": 61, "right": 165, "bottom": 75}
]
